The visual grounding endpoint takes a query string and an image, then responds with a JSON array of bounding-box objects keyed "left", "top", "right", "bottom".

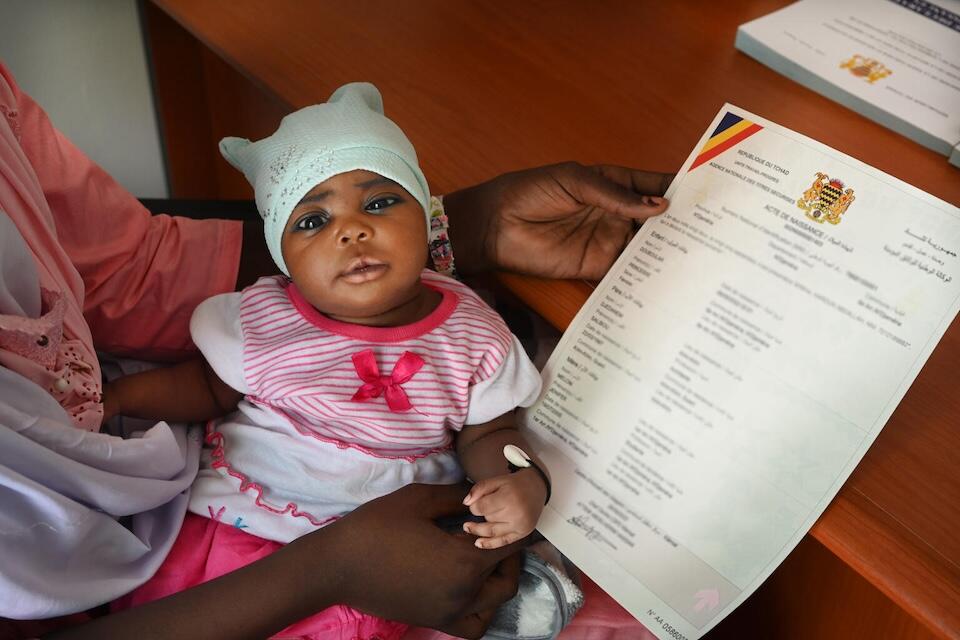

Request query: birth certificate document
[{"left": 522, "top": 105, "right": 960, "bottom": 639}]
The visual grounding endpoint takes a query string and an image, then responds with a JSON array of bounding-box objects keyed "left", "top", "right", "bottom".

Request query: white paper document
[
  {"left": 522, "top": 105, "right": 960, "bottom": 639},
  {"left": 736, "top": 0, "right": 960, "bottom": 157}
]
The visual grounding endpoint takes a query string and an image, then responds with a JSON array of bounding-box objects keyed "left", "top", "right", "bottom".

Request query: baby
[{"left": 105, "top": 83, "right": 578, "bottom": 639}]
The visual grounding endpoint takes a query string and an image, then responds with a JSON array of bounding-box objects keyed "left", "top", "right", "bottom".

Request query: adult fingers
[
  {"left": 438, "top": 553, "right": 523, "bottom": 638},
  {"left": 401, "top": 482, "right": 474, "bottom": 520},
  {"left": 594, "top": 164, "right": 675, "bottom": 197},
  {"left": 477, "top": 552, "right": 522, "bottom": 603},
  {"left": 468, "top": 552, "right": 523, "bottom": 611},
  {"left": 556, "top": 163, "right": 669, "bottom": 221},
  {"left": 441, "top": 608, "right": 501, "bottom": 640}
]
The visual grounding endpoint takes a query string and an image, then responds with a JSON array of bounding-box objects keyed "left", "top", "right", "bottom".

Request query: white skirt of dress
[{"left": 187, "top": 399, "right": 463, "bottom": 543}]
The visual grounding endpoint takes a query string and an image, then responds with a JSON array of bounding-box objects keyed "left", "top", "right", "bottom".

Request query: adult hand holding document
[{"left": 522, "top": 105, "right": 960, "bottom": 639}]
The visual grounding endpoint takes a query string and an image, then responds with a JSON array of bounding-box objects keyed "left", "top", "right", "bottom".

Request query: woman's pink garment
[
  {"left": 117, "top": 513, "right": 408, "bottom": 640},
  {"left": 401, "top": 575, "right": 655, "bottom": 640},
  {"left": 0, "top": 61, "right": 242, "bottom": 430}
]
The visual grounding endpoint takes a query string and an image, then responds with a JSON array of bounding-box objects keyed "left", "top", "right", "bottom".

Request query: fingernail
[{"left": 475, "top": 539, "right": 485, "bottom": 549}]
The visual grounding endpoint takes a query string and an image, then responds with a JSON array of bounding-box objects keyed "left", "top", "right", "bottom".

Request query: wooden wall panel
[{"left": 144, "top": 3, "right": 290, "bottom": 199}]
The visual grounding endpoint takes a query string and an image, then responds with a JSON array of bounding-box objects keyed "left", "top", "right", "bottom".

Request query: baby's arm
[
  {"left": 455, "top": 412, "right": 550, "bottom": 549},
  {"left": 102, "top": 357, "right": 243, "bottom": 424}
]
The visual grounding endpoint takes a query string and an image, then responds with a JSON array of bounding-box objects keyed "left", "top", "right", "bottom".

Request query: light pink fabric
[
  {"left": 403, "top": 576, "right": 656, "bottom": 640},
  {"left": 118, "top": 513, "right": 408, "bottom": 640},
  {"left": 0, "top": 61, "right": 242, "bottom": 431},
  {"left": 559, "top": 578, "right": 657, "bottom": 640}
]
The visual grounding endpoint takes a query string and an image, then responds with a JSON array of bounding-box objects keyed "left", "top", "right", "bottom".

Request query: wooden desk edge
[{"left": 812, "top": 489, "right": 960, "bottom": 640}]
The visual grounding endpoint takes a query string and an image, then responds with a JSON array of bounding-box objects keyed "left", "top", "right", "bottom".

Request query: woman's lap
[{"left": 115, "top": 513, "right": 407, "bottom": 640}]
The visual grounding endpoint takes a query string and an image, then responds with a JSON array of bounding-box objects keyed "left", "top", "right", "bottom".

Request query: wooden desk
[{"left": 144, "top": 2, "right": 960, "bottom": 638}]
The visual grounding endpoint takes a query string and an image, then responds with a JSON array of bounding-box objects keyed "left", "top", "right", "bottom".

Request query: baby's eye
[
  {"left": 293, "top": 212, "right": 329, "bottom": 231},
  {"left": 366, "top": 196, "right": 400, "bottom": 212}
]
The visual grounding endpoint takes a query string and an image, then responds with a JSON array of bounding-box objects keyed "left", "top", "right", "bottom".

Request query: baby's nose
[{"left": 338, "top": 223, "right": 371, "bottom": 245}]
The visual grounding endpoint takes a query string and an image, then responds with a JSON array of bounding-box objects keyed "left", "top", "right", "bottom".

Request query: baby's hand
[{"left": 462, "top": 470, "right": 547, "bottom": 549}]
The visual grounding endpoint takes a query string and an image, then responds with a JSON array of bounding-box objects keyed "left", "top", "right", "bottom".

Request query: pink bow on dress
[{"left": 350, "top": 349, "right": 424, "bottom": 412}]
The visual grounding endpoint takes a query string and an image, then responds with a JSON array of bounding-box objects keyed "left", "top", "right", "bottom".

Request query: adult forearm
[{"left": 46, "top": 532, "right": 338, "bottom": 640}]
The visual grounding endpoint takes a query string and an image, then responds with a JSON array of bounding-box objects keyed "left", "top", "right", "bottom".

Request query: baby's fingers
[
  {"left": 477, "top": 531, "right": 525, "bottom": 550},
  {"left": 462, "top": 519, "right": 509, "bottom": 539},
  {"left": 463, "top": 476, "right": 509, "bottom": 507},
  {"left": 463, "top": 520, "right": 524, "bottom": 549}
]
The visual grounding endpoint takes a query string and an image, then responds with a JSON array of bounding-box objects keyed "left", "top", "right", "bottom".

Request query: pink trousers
[{"left": 115, "top": 513, "right": 407, "bottom": 640}]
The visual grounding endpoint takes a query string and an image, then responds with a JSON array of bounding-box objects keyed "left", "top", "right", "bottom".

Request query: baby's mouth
[{"left": 340, "top": 257, "right": 388, "bottom": 283}]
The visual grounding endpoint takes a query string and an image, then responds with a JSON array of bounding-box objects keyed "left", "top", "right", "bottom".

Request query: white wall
[{"left": 0, "top": 0, "right": 168, "bottom": 197}]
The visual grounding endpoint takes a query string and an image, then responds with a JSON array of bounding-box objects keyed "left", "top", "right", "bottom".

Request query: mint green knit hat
[{"left": 219, "top": 82, "right": 430, "bottom": 276}]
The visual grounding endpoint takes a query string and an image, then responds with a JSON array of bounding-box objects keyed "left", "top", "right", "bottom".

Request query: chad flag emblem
[{"left": 689, "top": 113, "right": 763, "bottom": 171}]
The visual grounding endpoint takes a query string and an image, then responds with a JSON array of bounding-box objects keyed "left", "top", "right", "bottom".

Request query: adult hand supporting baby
[
  {"left": 327, "top": 482, "right": 523, "bottom": 638},
  {"left": 443, "top": 162, "right": 673, "bottom": 279},
  {"left": 46, "top": 483, "right": 520, "bottom": 640}
]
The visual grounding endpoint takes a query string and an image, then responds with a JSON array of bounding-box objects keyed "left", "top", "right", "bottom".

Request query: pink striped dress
[{"left": 185, "top": 269, "right": 542, "bottom": 543}]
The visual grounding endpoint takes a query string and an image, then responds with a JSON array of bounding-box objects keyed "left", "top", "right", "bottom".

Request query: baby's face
[{"left": 281, "top": 170, "right": 427, "bottom": 324}]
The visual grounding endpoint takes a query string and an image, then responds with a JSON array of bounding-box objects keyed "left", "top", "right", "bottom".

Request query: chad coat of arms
[
  {"left": 797, "top": 172, "right": 856, "bottom": 225},
  {"left": 840, "top": 55, "right": 892, "bottom": 84}
]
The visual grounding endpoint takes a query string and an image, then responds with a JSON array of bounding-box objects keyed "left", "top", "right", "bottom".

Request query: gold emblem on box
[{"left": 840, "top": 55, "right": 892, "bottom": 84}]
